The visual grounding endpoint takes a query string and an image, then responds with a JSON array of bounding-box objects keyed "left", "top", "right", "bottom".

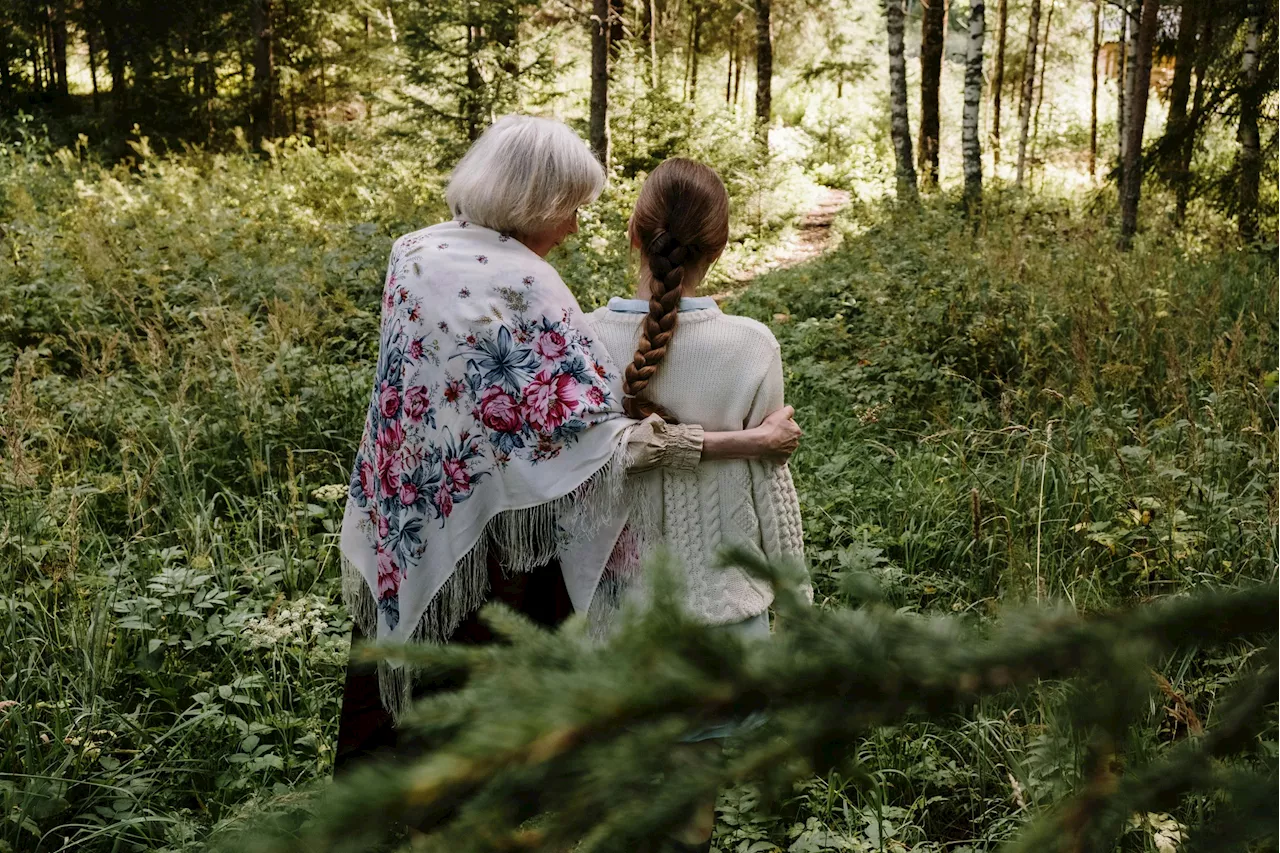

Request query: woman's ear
[{"left": 628, "top": 217, "right": 641, "bottom": 249}]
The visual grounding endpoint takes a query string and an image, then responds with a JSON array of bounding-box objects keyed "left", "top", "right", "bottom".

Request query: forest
[{"left": 0, "top": 0, "right": 1277, "bottom": 851}]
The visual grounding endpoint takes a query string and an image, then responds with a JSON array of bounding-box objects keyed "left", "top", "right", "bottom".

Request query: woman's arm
[
  {"left": 624, "top": 407, "right": 801, "bottom": 473},
  {"left": 703, "top": 406, "right": 801, "bottom": 461}
]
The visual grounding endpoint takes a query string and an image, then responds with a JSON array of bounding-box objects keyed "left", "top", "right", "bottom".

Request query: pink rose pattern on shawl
[{"left": 347, "top": 226, "right": 619, "bottom": 631}]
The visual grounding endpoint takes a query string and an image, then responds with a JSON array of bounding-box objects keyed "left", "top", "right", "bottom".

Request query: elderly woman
[{"left": 333, "top": 115, "right": 801, "bottom": 772}]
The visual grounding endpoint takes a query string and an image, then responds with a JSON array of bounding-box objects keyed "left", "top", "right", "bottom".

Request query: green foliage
[
  {"left": 1, "top": 78, "right": 1276, "bottom": 853},
  {"left": 228, "top": 554, "right": 1276, "bottom": 853},
  {"left": 401, "top": 0, "right": 559, "bottom": 154}
]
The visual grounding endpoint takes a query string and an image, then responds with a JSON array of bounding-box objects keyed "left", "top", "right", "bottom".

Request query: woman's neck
[{"left": 634, "top": 266, "right": 699, "bottom": 301}]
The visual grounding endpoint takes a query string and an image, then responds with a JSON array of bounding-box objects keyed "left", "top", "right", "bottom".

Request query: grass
[
  {"left": 0, "top": 122, "right": 1275, "bottom": 852},
  {"left": 712, "top": 185, "right": 1276, "bottom": 851}
]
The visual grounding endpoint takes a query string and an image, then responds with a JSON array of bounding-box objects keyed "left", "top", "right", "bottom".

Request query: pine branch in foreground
[{"left": 229, "top": 551, "right": 1278, "bottom": 853}]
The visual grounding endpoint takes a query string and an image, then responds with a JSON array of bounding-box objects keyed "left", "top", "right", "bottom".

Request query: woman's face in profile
[{"left": 522, "top": 208, "right": 580, "bottom": 257}]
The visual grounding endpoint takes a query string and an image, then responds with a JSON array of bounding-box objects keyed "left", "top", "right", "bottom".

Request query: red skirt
[{"left": 332, "top": 552, "right": 574, "bottom": 777}]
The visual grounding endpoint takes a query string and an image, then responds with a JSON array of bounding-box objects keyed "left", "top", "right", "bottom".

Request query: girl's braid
[{"left": 622, "top": 230, "right": 697, "bottom": 421}]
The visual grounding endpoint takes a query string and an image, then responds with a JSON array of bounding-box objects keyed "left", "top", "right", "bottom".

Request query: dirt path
[{"left": 710, "top": 187, "right": 851, "bottom": 302}]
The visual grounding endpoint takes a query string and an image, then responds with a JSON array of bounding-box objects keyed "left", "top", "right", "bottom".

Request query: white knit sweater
[{"left": 586, "top": 297, "right": 807, "bottom": 625}]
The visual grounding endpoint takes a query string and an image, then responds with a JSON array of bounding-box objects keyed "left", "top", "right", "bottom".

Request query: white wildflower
[
  {"left": 243, "top": 595, "right": 337, "bottom": 648},
  {"left": 311, "top": 484, "right": 347, "bottom": 502}
]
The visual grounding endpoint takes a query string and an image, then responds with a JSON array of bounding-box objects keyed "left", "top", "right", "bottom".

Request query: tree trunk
[
  {"left": 51, "top": 0, "right": 68, "bottom": 98},
  {"left": 754, "top": 0, "right": 772, "bottom": 139},
  {"left": 1237, "top": 0, "right": 1262, "bottom": 242},
  {"left": 42, "top": 11, "right": 54, "bottom": 93},
  {"left": 1118, "top": 0, "right": 1158, "bottom": 248},
  {"left": 886, "top": 0, "right": 918, "bottom": 201},
  {"left": 1014, "top": 0, "right": 1040, "bottom": 186},
  {"left": 991, "top": 0, "right": 1007, "bottom": 164},
  {"left": 1118, "top": 0, "right": 1139, "bottom": 180},
  {"left": 0, "top": 24, "right": 12, "bottom": 102},
  {"left": 683, "top": 8, "right": 694, "bottom": 99},
  {"left": 102, "top": 6, "right": 127, "bottom": 125},
  {"left": 1031, "top": 0, "right": 1054, "bottom": 166},
  {"left": 463, "top": 22, "right": 484, "bottom": 142},
  {"left": 1163, "top": 0, "right": 1197, "bottom": 208},
  {"left": 30, "top": 45, "right": 39, "bottom": 94},
  {"left": 648, "top": 0, "right": 659, "bottom": 89},
  {"left": 87, "top": 26, "right": 100, "bottom": 112},
  {"left": 917, "top": 0, "right": 945, "bottom": 186},
  {"left": 0, "top": 28, "right": 9, "bottom": 103},
  {"left": 589, "top": 0, "right": 610, "bottom": 165},
  {"left": 689, "top": 3, "right": 701, "bottom": 100},
  {"left": 733, "top": 29, "right": 743, "bottom": 106},
  {"left": 1177, "top": 3, "right": 1214, "bottom": 222},
  {"left": 725, "top": 30, "right": 733, "bottom": 104},
  {"left": 251, "top": 0, "right": 275, "bottom": 147},
  {"left": 1088, "top": 0, "right": 1101, "bottom": 179},
  {"left": 963, "top": 0, "right": 986, "bottom": 215}
]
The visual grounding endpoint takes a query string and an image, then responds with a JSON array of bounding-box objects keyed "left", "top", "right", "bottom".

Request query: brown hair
[{"left": 621, "top": 158, "right": 730, "bottom": 421}]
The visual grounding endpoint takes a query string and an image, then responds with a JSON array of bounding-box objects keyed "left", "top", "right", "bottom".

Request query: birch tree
[
  {"left": 1014, "top": 0, "right": 1041, "bottom": 186},
  {"left": 886, "top": 0, "right": 918, "bottom": 201},
  {"left": 1118, "top": 0, "right": 1139, "bottom": 185},
  {"left": 963, "top": 0, "right": 985, "bottom": 214},
  {"left": 1237, "top": 0, "right": 1262, "bottom": 241}
]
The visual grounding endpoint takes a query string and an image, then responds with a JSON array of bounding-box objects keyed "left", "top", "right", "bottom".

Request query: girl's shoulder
[{"left": 707, "top": 311, "right": 782, "bottom": 353}]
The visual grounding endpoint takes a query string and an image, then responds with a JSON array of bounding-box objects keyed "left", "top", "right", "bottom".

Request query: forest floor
[{"left": 711, "top": 187, "right": 851, "bottom": 300}]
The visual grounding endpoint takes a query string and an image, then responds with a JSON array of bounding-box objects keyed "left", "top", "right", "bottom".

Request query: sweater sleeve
[
  {"left": 623, "top": 414, "right": 704, "bottom": 474},
  {"left": 744, "top": 339, "right": 811, "bottom": 603},
  {"left": 744, "top": 336, "right": 785, "bottom": 430}
]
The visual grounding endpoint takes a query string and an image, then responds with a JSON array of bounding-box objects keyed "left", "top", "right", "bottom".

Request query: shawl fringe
[{"left": 341, "top": 438, "right": 640, "bottom": 722}]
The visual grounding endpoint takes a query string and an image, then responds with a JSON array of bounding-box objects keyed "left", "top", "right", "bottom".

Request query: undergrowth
[{"left": 0, "top": 128, "right": 1275, "bottom": 852}]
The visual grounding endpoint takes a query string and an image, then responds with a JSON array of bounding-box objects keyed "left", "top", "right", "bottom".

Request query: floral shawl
[{"left": 340, "top": 220, "right": 634, "bottom": 718}]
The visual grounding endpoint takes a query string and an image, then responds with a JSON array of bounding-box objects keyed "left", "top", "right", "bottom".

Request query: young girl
[{"left": 586, "top": 158, "right": 807, "bottom": 852}]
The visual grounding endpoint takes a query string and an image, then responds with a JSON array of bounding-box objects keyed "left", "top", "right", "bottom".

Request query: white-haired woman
[{"left": 333, "top": 115, "right": 801, "bottom": 775}]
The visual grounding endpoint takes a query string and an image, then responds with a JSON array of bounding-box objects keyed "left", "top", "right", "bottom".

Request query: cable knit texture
[{"left": 586, "top": 302, "right": 808, "bottom": 625}]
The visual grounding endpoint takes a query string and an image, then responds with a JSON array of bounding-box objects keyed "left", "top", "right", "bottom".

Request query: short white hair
[{"left": 445, "top": 115, "right": 606, "bottom": 235}]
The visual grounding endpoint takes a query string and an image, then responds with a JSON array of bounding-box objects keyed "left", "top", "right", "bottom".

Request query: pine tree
[
  {"left": 237, "top": 553, "right": 1278, "bottom": 853},
  {"left": 403, "top": 0, "right": 555, "bottom": 155}
]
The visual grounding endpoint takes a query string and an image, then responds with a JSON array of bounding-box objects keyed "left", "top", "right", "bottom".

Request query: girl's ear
[{"left": 628, "top": 217, "right": 641, "bottom": 249}]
